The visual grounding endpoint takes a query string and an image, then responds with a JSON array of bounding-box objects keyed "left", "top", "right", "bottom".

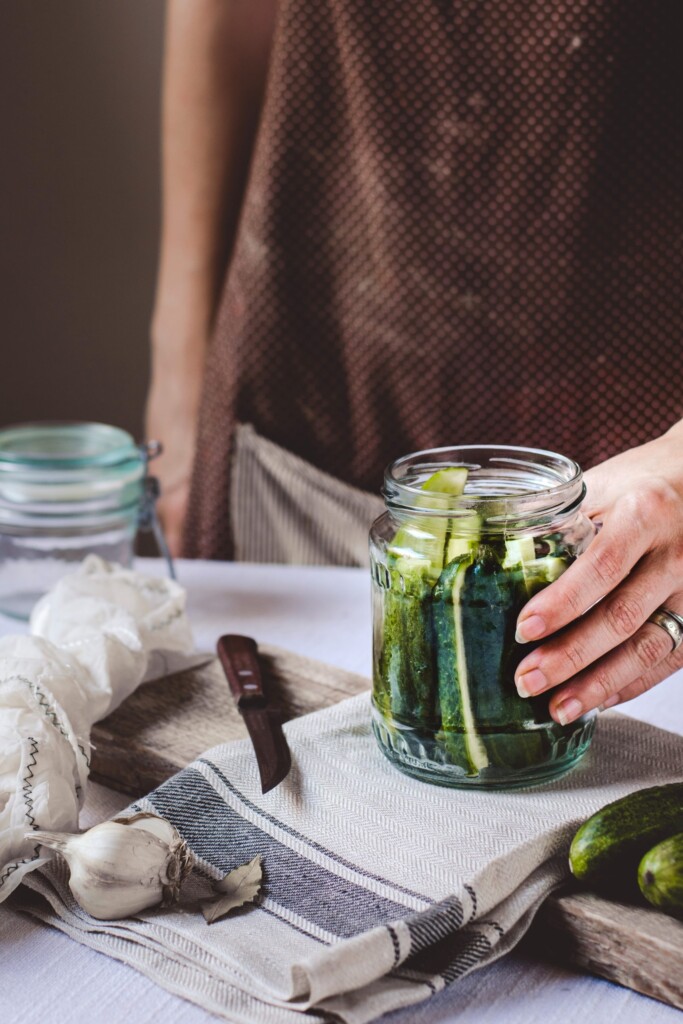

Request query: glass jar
[
  {"left": 0, "top": 422, "right": 173, "bottom": 619},
  {"left": 369, "top": 445, "right": 597, "bottom": 789}
]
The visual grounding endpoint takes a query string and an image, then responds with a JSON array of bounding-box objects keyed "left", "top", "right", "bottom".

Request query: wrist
[{"left": 665, "top": 418, "right": 683, "bottom": 442}]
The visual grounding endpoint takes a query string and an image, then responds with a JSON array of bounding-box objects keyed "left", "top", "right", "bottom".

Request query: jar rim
[
  {"left": 0, "top": 422, "right": 146, "bottom": 511},
  {"left": 0, "top": 421, "right": 140, "bottom": 471},
  {"left": 384, "top": 444, "right": 585, "bottom": 526}
]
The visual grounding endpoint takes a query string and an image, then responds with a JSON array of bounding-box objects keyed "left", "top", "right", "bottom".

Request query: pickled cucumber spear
[{"left": 377, "top": 467, "right": 471, "bottom": 729}]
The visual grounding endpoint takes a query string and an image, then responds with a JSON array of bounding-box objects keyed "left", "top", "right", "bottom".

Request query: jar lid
[{"left": 0, "top": 422, "right": 145, "bottom": 509}]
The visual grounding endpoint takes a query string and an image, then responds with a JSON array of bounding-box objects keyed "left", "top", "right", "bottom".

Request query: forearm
[
  {"left": 147, "top": 1, "right": 276, "bottom": 550},
  {"left": 152, "top": 0, "right": 277, "bottom": 368}
]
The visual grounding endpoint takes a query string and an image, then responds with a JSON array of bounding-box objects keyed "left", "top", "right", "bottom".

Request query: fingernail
[
  {"left": 554, "top": 697, "right": 583, "bottom": 726},
  {"left": 515, "top": 669, "right": 547, "bottom": 698},
  {"left": 515, "top": 615, "right": 546, "bottom": 643},
  {"left": 598, "top": 695, "right": 620, "bottom": 712}
]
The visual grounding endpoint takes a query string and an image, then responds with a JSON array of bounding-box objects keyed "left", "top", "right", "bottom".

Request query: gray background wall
[{"left": 0, "top": 0, "right": 165, "bottom": 441}]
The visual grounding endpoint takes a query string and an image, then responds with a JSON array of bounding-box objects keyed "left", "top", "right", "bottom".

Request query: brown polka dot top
[{"left": 185, "top": 0, "right": 683, "bottom": 560}]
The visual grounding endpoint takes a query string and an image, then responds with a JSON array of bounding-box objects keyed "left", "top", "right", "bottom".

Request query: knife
[{"left": 216, "top": 634, "right": 292, "bottom": 793}]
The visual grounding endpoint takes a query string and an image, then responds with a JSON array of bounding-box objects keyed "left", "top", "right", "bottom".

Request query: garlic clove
[
  {"left": 115, "top": 811, "right": 177, "bottom": 844},
  {"left": 29, "top": 814, "right": 193, "bottom": 920}
]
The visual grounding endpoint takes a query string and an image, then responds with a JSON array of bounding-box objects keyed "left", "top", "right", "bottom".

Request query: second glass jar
[
  {"left": 0, "top": 422, "right": 173, "bottom": 619},
  {"left": 369, "top": 445, "right": 597, "bottom": 789}
]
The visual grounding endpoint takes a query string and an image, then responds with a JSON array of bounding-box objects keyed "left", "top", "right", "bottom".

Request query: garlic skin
[{"left": 29, "top": 813, "right": 193, "bottom": 920}]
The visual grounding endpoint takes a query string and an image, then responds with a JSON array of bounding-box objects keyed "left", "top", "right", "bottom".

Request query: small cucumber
[
  {"left": 569, "top": 783, "right": 683, "bottom": 897},
  {"left": 638, "top": 832, "right": 683, "bottom": 915}
]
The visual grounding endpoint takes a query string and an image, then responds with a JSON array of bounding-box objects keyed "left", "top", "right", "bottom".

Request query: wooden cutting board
[{"left": 91, "top": 646, "right": 683, "bottom": 1010}]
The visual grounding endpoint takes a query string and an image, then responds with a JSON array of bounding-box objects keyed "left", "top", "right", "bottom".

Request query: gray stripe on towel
[
  {"left": 201, "top": 759, "right": 433, "bottom": 906},
  {"left": 147, "top": 768, "right": 409, "bottom": 939}
]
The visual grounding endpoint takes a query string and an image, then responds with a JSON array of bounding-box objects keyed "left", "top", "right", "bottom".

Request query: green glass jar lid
[
  {"left": 0, "top": 422, "right": 141, "bottom": 470},
  {"left": 0, "top": 422, "right": 145, "bottom": 508}
]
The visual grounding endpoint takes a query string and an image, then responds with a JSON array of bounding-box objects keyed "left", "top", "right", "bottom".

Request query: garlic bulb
[{"left": 29, "top": 812, "right": 193, "bottom": 920}]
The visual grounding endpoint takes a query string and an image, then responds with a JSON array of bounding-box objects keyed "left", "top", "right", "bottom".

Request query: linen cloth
[
  {"left": 22, "top": 693, "right": 683, "bottom": 1024},
  {"left": 230, "top": 424, "right": 383, "bottom": 567},
  {"left": 0, "top": 557, "right": 194, "bottom": 900}
]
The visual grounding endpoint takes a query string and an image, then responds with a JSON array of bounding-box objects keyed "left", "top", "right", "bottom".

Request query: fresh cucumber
[
  {"left": 569, "top": 783, "right": 683, "bottom": 896},
  {"left": 638, "top": 832, "right": 683, "bottom": 915}
]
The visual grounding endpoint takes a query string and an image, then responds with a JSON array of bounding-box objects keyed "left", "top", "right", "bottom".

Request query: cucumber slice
[
  {"left": 461, "top": 545, "right": 528, "bottom": 727},
  {"left": 420, "top": 467, "right": 469, "bottom": 495},
  {"left": 521, "top": 554, "right": 571, "bottom": 602},
  {"left": 379, "top": 470, "right": 472, "bottom": 729},
  {"left": 389, "top": 523, "right": 445, "bottom": 581},
  {"left": 504, "top": 538, "right": 570, "bottom": 597},
  {"left": 503, "top": 536, "right": 537, "bottom": 571},
  {"left": 433, "top": 555, "right": 489, "bottom": 775},
  {"left": 375, "top": 560, "right": 437, "bottom": 728},
  {"left": 390, "top": 467, "right": 471, "bottom": 574},
  {"left": 446, "top": 514, "right": 481, "bottom": 564}
]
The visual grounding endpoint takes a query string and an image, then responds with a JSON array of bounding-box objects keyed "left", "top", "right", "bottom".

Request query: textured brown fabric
[{"left": 186, "top": 0, "right": 683, "bottom": 561}]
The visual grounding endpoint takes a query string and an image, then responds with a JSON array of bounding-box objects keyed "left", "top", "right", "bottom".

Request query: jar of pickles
[{"left": 369, "top": 445, "right": 597, "bottom": 788}]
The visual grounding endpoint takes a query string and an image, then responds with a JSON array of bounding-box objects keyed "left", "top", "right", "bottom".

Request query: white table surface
[{"left": 0, "top": 558, "right": 681, "bottom": 1024}]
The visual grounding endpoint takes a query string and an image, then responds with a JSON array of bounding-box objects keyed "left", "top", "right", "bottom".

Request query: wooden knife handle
[{"left": 216, "top": 634, "right": 266, "bottom": 707}]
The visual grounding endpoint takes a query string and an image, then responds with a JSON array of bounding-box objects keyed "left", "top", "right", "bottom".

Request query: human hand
[
  {"left": 145, "top": 325, "right": 205, "bottom": 558},
  {"left": 514, "top": 423, "right": 683, "bottom": 725}
]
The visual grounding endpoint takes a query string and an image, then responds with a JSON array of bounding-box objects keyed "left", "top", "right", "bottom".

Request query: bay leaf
[{"left": 202, "top": 855, "right": 263, "bottom": 924}]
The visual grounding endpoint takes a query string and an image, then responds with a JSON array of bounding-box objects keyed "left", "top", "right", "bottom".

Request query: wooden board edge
[
  {"left": 531, "top": 889, "right": 683, "bottom": 1010},
  {"left": 90, "top": 736, "right": 184, "bottom": 799}
]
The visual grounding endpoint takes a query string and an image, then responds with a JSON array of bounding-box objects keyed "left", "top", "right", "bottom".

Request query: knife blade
[{"left": 216, "top": 634, "right": 292, "bottom": 793}]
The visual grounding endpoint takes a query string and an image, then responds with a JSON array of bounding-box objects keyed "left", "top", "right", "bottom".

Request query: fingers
[
  {"left": 515, "top": 551, "right": 672, "bottom": 695},
  {"left": 515, "top": 495, "right": 654, "bottom": 644},
  {"left": 163, "top": 521, "right": 185, "bottom": 560},
  {"left": 598, "top": 642, "right": 683, "bottom": 708},
  {"left": 156, "top": 485, "right": 190, "bottom": 559},
  {"left": 528, "top": 594, "right": 683, "bottom": 724}
]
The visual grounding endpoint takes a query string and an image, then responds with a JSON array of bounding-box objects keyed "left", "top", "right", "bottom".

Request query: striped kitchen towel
[{"left": 21, "top": 693, "right": 683, "bottom": 1024}]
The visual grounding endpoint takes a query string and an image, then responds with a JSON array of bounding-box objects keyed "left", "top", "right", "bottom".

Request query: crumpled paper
[{"left": 0, "top": 556, "right": 195, "bottom": 901}]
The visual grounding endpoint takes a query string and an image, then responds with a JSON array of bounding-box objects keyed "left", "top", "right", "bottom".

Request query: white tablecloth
[{"left": 1, "top": 558, "right": 681, "bottom": 1024}]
